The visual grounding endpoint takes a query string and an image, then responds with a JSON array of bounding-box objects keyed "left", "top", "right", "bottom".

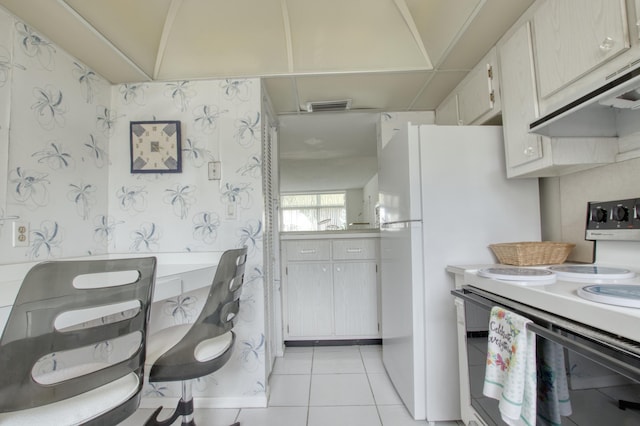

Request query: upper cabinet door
[
  {"left": 533, "top": 0, "right": 630, "bottom": 99},
  {"left": 636, "top": 0, "right": 640, "bottom": 39},
  {"left": 498, "top": 22, "right": 543, "bottom": 169},
  {"left": 457, "top": 48, "right": 498, "bottom": 125}
]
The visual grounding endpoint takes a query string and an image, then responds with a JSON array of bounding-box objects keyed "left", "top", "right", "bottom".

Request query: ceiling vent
[{"left": 304, "top": 99, "right": 352, "bottom": 112}]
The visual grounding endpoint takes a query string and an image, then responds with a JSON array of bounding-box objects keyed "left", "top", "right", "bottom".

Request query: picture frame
[{"left": 130, "top": 120, "right": 182, "bottom": 173}]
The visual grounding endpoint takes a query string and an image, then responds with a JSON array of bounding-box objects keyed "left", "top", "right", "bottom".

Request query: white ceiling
[
  {"left": 279, "top": 112, "right": 379, "bottom": 192},
  {"left": 0, "top": 0, "right": 534, "bottom": 191}
]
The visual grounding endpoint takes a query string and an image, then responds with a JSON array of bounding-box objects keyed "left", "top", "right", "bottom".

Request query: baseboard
[
  {"left": 139, "top": 394, "right": 268, "bottom": 409},
  {"left": 285, "top": 338, "right": 382, "bottom": 347}
]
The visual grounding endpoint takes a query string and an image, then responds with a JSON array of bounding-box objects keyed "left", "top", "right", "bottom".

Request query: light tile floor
[{"left": 122, "top": 345, "right": 463, "bottom": 426}]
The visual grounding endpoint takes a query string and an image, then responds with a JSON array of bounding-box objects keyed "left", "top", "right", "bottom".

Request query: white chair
[
  {"left": 145, "top": 247, "right": 248, "bottom": 426},
  {"left": 0, "top": 257, "right": 157, "bottom": 425}
]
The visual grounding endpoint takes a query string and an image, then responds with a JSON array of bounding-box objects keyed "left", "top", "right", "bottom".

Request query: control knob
[
  {"left": 613, "top": 205, "right": 629, "bottom": 222},
  {"left": 590, "top": 206, "right": 607, "bottom": 223}
]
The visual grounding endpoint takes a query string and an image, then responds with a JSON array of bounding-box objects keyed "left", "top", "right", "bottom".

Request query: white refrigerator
[{"left": 378, "top": 124, "right": 540, "bottom": 421}]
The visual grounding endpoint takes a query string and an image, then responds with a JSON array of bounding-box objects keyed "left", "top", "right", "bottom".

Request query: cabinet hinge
[
  {"left": 489, "top": 91, "right": 495, "bottom": 104},
  {"left": 285, "top": 266, "right": 288, "bottom": 275},
  {"left": 376, "top": 264, "right": 378, "bottom": 273},
  {"left": 487, "top": 65, "right": 493, "bottom": 80}
]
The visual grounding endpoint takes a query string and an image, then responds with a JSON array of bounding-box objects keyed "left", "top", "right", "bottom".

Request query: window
[{"left": 280, "top": 192, "right": 346, "bottom": 232}]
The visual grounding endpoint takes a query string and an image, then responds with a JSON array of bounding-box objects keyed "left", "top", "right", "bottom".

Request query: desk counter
[{"left": 0, "top": 254, "right": 219, "bottom": 332}]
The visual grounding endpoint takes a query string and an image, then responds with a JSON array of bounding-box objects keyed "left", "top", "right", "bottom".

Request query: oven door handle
[{"left": 452, "top": 288, "right": 640, "bottom": 382}]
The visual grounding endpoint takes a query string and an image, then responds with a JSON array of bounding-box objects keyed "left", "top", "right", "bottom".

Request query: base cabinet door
[
  {"left": 286, "top": 263, "right": 333, "bottom": 337},
  {"left": 333, "top": 262, "right": 379, "bottom": 337},
  {"left": 282, "top": 237, "right": 380, "bottom": 341}
]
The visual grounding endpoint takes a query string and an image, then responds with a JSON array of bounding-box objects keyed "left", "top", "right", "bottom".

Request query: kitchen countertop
[
  {"left": 280, "top": 229, "right": 380, "bottom": 240},
  {"left": 460, "top": 266, "right": 640, "bottom": 344}
]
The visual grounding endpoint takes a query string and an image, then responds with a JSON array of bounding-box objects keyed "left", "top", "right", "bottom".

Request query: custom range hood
[{"left": 530, "top": 60, "right": 640, "bottom": 138}]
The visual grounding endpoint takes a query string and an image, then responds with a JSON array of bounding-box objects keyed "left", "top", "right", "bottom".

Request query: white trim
[
  {"left": 139, "top": 395, "right": 268, "bottom": 409},
  {"left": 154, "top": 0, "right": 183, "bottom": 79},
  {"left": 392, "top": 0, "right": 432, "bottom": 69},
  {"left": 280, "top": 0, "right": 294, "bottom": 73}
]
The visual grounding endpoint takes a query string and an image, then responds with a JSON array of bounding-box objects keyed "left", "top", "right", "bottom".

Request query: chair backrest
[
  {"left": 0, "top": 257, "right": 156, "bottom": 417},
  {"left": 149, "top": 247, "right": 248, "bottom": 381}
]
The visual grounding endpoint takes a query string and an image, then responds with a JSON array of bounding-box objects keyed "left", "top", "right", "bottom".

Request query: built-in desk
[{"left": 0, "top": 255, "right": 218, "bottom": 332}]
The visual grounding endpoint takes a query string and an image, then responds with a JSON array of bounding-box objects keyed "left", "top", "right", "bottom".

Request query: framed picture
[{"left": 130, "top": 120, "right": 182, "bottom": 173}]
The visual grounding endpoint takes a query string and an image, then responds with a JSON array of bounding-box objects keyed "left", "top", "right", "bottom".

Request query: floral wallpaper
[
  {"left": 0, "top": 11, "right": 111, "bottom": 260},
  {"left": 0, "top": 6, "right": 267, "bottom": 407}
]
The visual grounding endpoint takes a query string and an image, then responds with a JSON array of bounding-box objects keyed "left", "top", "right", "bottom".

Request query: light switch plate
[{"left": 208, "top": 161, "right": 221, "bottom": 180}]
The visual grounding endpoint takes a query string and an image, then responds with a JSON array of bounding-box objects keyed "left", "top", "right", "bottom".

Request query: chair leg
[
  {"left": 145, "top": 380, "right": 196, "bottom": 426},
  {"left": 619, "top": 399, "right": 640, "bottom": 410},
  {"left": 180, "top": 380, "right": 196, "bottom": 426},
  {"left": 144, "top": 379, "right": 241, "bottom": 426}
]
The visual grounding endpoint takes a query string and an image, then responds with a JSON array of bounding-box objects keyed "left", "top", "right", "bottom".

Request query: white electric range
[
  {"left": 453, "top": 197, "right": 640, "bottom": 426},
  {"left": 464, "top": 197, "right": 640, "bottom": 343}
]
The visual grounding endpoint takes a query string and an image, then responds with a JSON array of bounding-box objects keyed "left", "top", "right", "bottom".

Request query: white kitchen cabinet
[
  {"left": 434, "top": 94, "right": 460, "bottom": 125},
  {"left": 533, "top": 0, "right": 630, "bottom": 99},
  {"left": 435, "top": 48, "right": 500, "bottom": 126},
  {"left": 333, "top": 262, "right": 378, "bottom": 336},
  {"left": 636, "top": 0, "right": 640, "bottom": 40},
  {"left": 498, "top": 21, "right": 543, "bottom": 171},
  {"left": 286, "top": 262, "right": 334, "bottom": 337},
  {"left": 282, "top": 235, "right": 380, "bottom": 341},
  {"left": 457, "top": 48, "right": 499, "bottom": 125},
  {"left": 498, "top": 20, "right": 618, "bottom": 178}
]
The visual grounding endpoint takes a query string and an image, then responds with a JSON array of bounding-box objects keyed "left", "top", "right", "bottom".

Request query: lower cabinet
[
  {"left": 286, "top": 262, "right": 334, "bottom": 337},
  {"left": 282, "top": 236, "right": 380, "bottom": 341},
  {"left": 333, "top": 262, "right": 378, "bottom": 337}
]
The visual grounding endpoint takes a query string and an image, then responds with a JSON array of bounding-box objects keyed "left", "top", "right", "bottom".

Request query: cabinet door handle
[
  {"left": 346, "top": 248, "right": 362, "bottom": 253},
  {"left": 299, "top": 249, "right": 316, "bottom": 254},
  {"left": 599, "top": 36, "right": 615, "bottom": 51}
]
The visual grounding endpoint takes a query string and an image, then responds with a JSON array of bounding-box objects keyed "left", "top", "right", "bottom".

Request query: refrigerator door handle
[{"left": 381, "top": 219, "right": 422, "bottom": 229}]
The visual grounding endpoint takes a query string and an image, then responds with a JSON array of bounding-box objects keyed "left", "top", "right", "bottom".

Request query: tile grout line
[
  {"left": 306, "top": 347, "right": 315, "bottom": 426},
  {"left": 360, "top": 346, "right": 385, "bottom": 426}
]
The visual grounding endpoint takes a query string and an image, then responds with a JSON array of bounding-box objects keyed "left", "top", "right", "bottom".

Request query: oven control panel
[{"left": 586, "top": 197, "right": 640, "bottom": 241}]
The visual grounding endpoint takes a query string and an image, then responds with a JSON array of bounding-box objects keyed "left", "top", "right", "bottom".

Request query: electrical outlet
[
  {"left": 12, "top": 222, "right": 29, "bottom": 247},
  {"left": 208, "top": 161, "right": 221, "bottom": 180}
]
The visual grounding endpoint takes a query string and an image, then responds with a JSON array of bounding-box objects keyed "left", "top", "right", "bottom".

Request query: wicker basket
[{"left": 489, "top": 241, "right": 575, "bottom": 266}]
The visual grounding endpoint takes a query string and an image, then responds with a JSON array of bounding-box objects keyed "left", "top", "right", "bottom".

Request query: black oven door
[{"left": 453, "top": 286, "right": 640, "bottom": 426}]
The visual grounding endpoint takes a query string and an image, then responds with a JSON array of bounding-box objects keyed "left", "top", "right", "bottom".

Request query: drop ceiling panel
[
  {"left": 439, "top": 0, "right": 535, "bottom": 69},
  {"left": 158, "top": 0, "right": 289, "bottom": 79},
  {"left": 406, "top": 0, "right": 481, "bottom": 67},
  {"left": 0, "top": 0, "right": 150, "bottom": 82},
  {"left": 294, "top": 72, "right": 432, "bottom": 112},
  {"left": 410, "top": 71, "right": 468, "bottom": 110},
  {"left": 64, "top": 0, "right": 171, "bottom": 78},
  {"left": 287, "top": 0, "right": 429, "bottom": 73}
]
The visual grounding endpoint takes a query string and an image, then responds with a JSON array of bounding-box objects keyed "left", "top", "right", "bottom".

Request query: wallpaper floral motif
[{"left": 0, "top": 6, "right": 267, "bottom": 407}]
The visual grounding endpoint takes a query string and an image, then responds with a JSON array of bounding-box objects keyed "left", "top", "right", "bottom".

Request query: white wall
[
  {"left": 345, "top": 188, "right": 364, "bottom": 226},
  {"left": 363, "top": 173, "right": 379, "bottom": 227},
  {"left": 0, "top": 9, "right": 267, "bottom": 407},
  {"left": 542, "top": 156, "right": 640, "bottom": 263},
  {"left": 0, "top": 10, "right": 111, "bottom": 261},
  {"left": 376, "top": 111, "right": 435, "bottom": 154}
]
